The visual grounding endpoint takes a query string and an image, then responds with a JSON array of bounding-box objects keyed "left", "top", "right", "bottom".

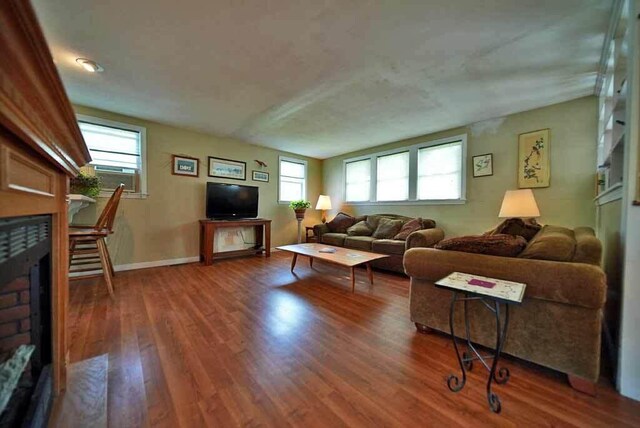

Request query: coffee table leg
[
  {"left": 366, "top": 263, "right": 373, "bottom": 285},
  {"left": 290, "top": 253, "right": 298, "bottom": 272},
  {"left": 309, "top": 257, "right": 314, "bottom": 268},
  {"left": 351, "top": 266, "right": 356, "bottom": 293}
]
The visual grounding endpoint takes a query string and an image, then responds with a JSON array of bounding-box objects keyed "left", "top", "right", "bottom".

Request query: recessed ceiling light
[{"left": 75, "top": 58, "right": 104, "bottom": 73}]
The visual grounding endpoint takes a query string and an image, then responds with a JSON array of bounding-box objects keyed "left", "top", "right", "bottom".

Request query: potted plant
[
  {"left": 289, "top": 200, "right": 311, "bottom": 220},
  {"left": 70, "top": 170, "right": 102, "bottom": 198}
]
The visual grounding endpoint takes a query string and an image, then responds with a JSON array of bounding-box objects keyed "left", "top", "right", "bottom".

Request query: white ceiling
[{"left": 33, "top": 0, "right": 612, "bottom": 159}]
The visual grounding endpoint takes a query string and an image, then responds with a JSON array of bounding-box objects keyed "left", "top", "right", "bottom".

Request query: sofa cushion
[
  {"left": 326, "top": 212, "right": 355, "bottom": 233},
  {"left": 372, "top": 218, "right": 405, "bottom": 239},
  {"left": 344, "top": 236, "right": 376, "bottom": 251},
  {"left": 519, "top": 225, "right": 576, "bottom": 262},
  {"left": 347, "top": 220, "right": 373, "bottom": 236},
  {"left": 573, "top": 227, "right": 601, "bottom": 265},
  {"left": 487, "top": 218, "right": 541, "bottom": 241},
  {"left": 393, "top": 218, "right": 423, "bottom": 240},
  {"left": 321, "top": 233, "right": 347, "bottom": 246},
  {"left": 372, "top": 239, "right": 405, "bottom": 256},
  {"left": 434, "top": 234, "right": 528, "bottom": 257}
]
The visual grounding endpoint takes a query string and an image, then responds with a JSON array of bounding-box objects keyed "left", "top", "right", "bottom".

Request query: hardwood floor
[{"left": 67, "top": 252, "right": 640, "bottom": 427}]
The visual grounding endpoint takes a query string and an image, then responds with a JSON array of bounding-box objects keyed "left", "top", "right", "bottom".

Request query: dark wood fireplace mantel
[{"left": 0, "top": 0, "right": 91, "bottom": 404}]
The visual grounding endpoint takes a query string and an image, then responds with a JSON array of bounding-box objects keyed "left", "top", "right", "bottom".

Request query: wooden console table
[{"left": 199, "top": 218, "right": 271, "bottom": 265}]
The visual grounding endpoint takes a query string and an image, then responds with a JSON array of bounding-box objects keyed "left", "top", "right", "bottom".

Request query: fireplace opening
[{"left": 0, "top": 215, "right": 53, "bottom": 428}]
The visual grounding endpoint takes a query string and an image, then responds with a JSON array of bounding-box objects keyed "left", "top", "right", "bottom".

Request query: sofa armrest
[
  {"left": 406, "top": 228, "right": 444, "bottom": 250},
  {"left": 313, "top": 223, "right": 330, "bottom": 239},
  {"left": 403, "top": 248, "right": 606, "bottom": 309}
]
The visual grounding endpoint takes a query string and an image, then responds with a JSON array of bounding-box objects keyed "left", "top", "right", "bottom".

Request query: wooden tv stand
[{"left": 199, "top": 218, "right": 271, "bottom": 265}]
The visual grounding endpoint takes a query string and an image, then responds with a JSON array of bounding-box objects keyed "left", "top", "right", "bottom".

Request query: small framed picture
[
  {"left": 172, "top": 155, "right": 199, "bottom": 177},
  {"left": 252, "top": 170, "right": 269, "bottom": 182},
  {"left": 472, "top": 153, "right": 493, "bottom": 177},
  {"left": 208, "top": 157, "right": 246, "bottom": 180}
]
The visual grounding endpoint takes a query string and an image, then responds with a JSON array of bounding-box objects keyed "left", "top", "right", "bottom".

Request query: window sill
[
  {"left": 345, "top": 199, "right": 466, "bottom": 206},
  {"left": 98, "top": 192, "right": 149, "bottom": 200}
]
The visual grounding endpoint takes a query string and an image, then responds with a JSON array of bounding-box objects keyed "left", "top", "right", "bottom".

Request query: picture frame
[
  {"left": 252, "top": 170, "right": 269, "bottom": 182},
  {"left": 518, "top": 129, "right": 550, "bottom": 188},
  {"left": 172, "top": 155, "right": 199, "bottom": 177},
  {"left": 208, "top": 156, "right": 246, "bottom": 180},
  {"left": 472, "top": 153, "right": 493, "bottom": 177}
]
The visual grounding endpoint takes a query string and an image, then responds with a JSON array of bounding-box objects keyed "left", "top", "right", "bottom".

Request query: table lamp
[
  {"left": 498, "top": 189, "right": 540, "bottom": 219},
  {"left": 315, "top": 195, "right": 332, "bottom": 223}
]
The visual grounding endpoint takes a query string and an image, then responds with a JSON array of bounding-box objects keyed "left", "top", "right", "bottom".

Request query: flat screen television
[{"left": 206, "top": 182, "right": 259, "bottom": 219}]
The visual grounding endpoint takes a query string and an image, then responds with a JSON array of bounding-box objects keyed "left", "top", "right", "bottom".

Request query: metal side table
[{"left": 435, "top": 272, "right": 526, "bottom": 414}]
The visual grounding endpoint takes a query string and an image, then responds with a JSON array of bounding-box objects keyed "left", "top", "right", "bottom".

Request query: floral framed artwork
[
  {"left": 472, "top": 153, "right": 493, "bottom": 177},
  {"left": 172, "top": 155, "right": 199, "bottom": 177},
  {"left": 518, "top": 129, "right": 550, "bottom": 188},
  {"left": 252, "top": 170, "right": 269, "bottom": 182},
  {"left": 208, "top": 157, "right": 246, "bottom": 180}
]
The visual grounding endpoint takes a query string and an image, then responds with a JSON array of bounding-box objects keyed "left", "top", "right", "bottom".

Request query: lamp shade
[
  {"left": 315, "top": 195, "right": 332, "bottom": 210},
  {"left": 498, "top": 189, "right": 540, "bottom": 218}
]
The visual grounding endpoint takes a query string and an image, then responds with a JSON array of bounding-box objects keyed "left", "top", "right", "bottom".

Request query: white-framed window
[
  {"left": 376, "top": 151, "right": 410, "bottom": 201},
  {"left": 417, "top": 141, "right": 463, "bottom": 200},
  {"left": 345, "top": 158, "right": 371, "bottom": 202},
  {"left": 279, "top": 156, "right": 307, "bottom": 203},
  {"left": 77, "top": 114, "right": 147, "bottom": 198},
  {"left": 342, "top": 134, "right": 467, "bottom": 205}
]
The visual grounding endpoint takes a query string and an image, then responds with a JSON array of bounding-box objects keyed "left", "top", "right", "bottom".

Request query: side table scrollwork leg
[{"left": 447, "top": 292, "right": 466, "bottom": 392}]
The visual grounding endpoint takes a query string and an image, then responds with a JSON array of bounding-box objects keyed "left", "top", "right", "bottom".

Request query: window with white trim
[
  {"left": 417, "top": 141, "right": 463, "bottom": 200},
  {"left": 377, "top": 151, "right": 410, "bottom": 201},
  {"left": 343, "top": 134, "right": 466, "bottom": 204},
  {"left": 279, "top": 156, "right": 307, "bottom": 202},
  {"left": 345, "top": 159, "right": 371, "bottom": 202},
  {"left": 77, "top": 114, "right": 147, "bottom": 197}
]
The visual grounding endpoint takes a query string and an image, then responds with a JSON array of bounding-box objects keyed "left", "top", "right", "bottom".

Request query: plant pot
[{"left": 294, "top": 208, "right": 306, "bottom": 220}]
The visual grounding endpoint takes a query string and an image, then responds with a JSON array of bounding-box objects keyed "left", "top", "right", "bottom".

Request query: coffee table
[{"left": 276, "top": 243, "right": 389, "bottom": 293}]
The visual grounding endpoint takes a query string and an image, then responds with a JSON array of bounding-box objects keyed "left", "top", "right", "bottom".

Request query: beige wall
[
  {"left": 72, "top": 105, "right": 323, "bottom": 266},
  {"left": 322, "top": 96, "right": 597, "bottom": 236}
]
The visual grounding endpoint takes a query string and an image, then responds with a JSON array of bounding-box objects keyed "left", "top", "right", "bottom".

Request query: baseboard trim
[
  {"left": 69, "top": 256, "right": 200, "bottom": 277},
  {"left": 114, "top": 256, "right": 200, "bottom": 272}
]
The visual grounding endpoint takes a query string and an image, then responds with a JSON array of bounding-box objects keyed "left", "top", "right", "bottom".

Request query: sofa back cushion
[
  {"left": 393, "top": 217, "right": 423, "bottom": 240},
  {"left": 347, "top": 220, "right": 373, "bottom": 236},
  {"left": 372, "top": 218, "right": 405, "bottom": 239},
  {"left": 572, "top": 227, "right": 601, "bottom": 265},
  {"left": 518, "top": 225, "right": 576, "bottom": 262},
  {"left": 434, "top": 234, "right": 527, "bottom": 257},
  {"left": 326, "top": 212, "right": 355, "bottom": 233}
]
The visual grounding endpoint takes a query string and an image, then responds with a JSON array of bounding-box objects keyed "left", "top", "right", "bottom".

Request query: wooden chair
[{"left": 69, "top": 184, "right": 124, "bottom": 296}]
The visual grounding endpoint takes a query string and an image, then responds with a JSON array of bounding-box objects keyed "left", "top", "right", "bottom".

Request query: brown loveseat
[
  {"left": 404, "top": 225, "right": 606, "bottom": 394},
  {"left": 313, "top": 213, "right": 444, "bottom": 273}
]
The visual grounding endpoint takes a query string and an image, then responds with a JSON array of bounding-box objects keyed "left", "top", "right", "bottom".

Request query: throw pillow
[
  {"left": 485, "top": 218, "right": 541, "bottom": 241},
  {"left": 421, "top": 218, "right": 436, "bottom": 229},
  {"left": 372, "top": 218, "right": 405, "bottom": 239},
  {"left": 393, "top": 217, "right": 423, "bottom": 240},
  {"left": 347, "top": 220, "right": 373, "bottom": 236},
  {"left": 435, "top": 234, "right": 528, "bottom": 257},
  {"left": 365, "top": 215, "right": 382, "bottom": 231},
  {"left": 326, "top": 212, "right": 355, "bottom": 233}
]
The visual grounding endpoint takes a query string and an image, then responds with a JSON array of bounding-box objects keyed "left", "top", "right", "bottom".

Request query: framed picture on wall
[
  {"left": 252, "top": 170, "right": 269, "bottom": 182},
  {"left": 208, "top": 157, "right": 246, "bottom": 180},
  {"left": 472, "top": 153, "right": 493, "bottom": 177},
  {"left": 518, "top": 129, "right": 550, "bottom": 188},
  {"left": 172, "top": 155, "right": 199, "bottom": 177}
]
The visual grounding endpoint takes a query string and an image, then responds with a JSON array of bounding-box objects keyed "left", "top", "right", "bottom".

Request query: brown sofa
[
  {"left": 404, "top": 225, "right": 606, "bottom": 394},
  {"left": 313, "top": 214, "right": 444, "bottom": 273}
]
